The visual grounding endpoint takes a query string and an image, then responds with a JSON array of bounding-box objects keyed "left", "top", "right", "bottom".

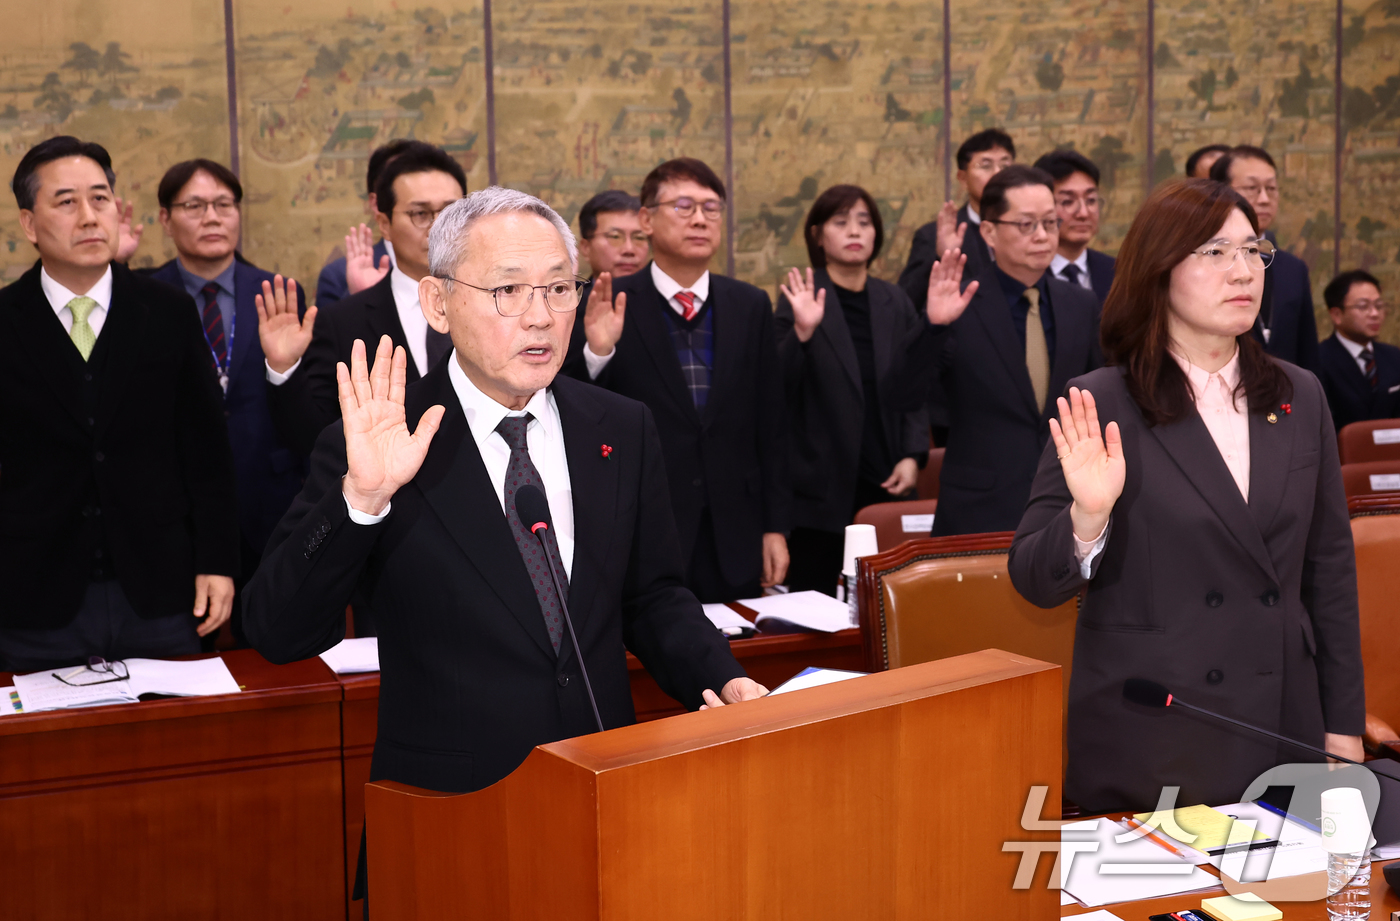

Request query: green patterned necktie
[{"left": 67, "top": 296, "right": 98, "bottom": 361}]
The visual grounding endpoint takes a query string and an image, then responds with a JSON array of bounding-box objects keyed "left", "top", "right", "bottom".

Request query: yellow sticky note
[
  {"left": 1201, "top": 895, "right": 1283, "bottom": 921},
  {"left": 1131, "top": 803, "right": 1271, "bottom": 851}
]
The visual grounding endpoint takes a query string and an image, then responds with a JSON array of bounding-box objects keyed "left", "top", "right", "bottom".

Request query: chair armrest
[{"left": 1364, "top": 712, "right": 1400, "bottom": 762}]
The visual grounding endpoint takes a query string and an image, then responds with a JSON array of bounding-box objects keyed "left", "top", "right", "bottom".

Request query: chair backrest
[
  {"left": 916, "top": 447, "right": 945, "bottom": 500},
  {"left": 1349, "top": 495, "right": 1400, "bottom": 734},
  {"left": 1339, "top": 419, "right": 1400, "bottom": 465},
  {"left": 1341, "top": 460, "right": 1400, "bottom": 499},
  {"left": 853, "top": 499, "right": 940, "bottom": 552},
  {"left": 854, "top": 531, "right": 1077, "bottom": 683}
]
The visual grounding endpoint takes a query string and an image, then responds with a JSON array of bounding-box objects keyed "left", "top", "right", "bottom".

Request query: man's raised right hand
[
  {"left": 583, "top": 271, "right": 627, "bottom": 357},
  {"left": 339, "top": 336, "right": 446, "bottom": 516}
]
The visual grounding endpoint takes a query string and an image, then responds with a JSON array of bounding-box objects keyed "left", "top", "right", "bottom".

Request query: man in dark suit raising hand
[{"left": 245, "top": 187, "right": 762, "bottom": 803}]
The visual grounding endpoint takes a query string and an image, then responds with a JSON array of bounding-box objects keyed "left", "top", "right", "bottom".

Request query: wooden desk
[
  {"left": 339, "top": 670, "right": 380, "bottom": 920},
  {"left": 0, "top": 649, "right": 346, "bottom": 920}
]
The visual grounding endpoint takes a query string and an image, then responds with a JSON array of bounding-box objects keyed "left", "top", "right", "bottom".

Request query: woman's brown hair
[{"left": 1100, "top": 177, "right": 1291, "bottom": 426}]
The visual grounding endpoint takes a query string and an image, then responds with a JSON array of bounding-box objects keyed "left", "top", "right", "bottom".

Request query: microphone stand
[{"left": 532, "top": 528, "right": 605, "bottom": 735}]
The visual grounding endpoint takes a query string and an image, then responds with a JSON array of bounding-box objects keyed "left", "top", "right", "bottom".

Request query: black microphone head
[
  {"left": 1123, "top": 678, "right": 1173, "bottom": 708},
  {"left": 514, "top": 485, "right": 552, "bottom": 534}
]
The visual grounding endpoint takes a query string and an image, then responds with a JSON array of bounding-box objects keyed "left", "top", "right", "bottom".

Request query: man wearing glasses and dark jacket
[{"left": 563, "top": 158, "right": 791, "bottom": 603}]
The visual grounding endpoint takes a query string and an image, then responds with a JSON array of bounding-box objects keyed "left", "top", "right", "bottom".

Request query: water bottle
[
  {"left": 1321, "top": 786, "right": 1373, "bottom": 920},
  {"left": 1325, "top": 850, "right": 1370, "bottom": 920}
]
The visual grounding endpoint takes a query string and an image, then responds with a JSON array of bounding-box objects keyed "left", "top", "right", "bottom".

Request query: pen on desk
[
  {"left": 1253, "top": 798, "right": 1321, "bottom": 833},
  {"left": 1121, "top": 817, "right": 1196, "bottom": 861}
]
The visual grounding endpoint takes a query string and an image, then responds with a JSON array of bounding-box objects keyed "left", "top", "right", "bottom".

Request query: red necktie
[{"left": 675, "top": 290, "right": 697, "bottom": 321}]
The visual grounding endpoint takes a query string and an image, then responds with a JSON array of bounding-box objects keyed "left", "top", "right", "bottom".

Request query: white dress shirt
[
  {"left": 389, "top": 265, "right": 431, "bottom": 378},
  {"left": 41, "top": 265, "right": 113, "bottom": 336},
  {"left": 1051, "top": 251, "right": 1094, "bottom": 291},
  {"left": 1335, "top": 332, "right": 1372, "bottom": 376},
  {"left": 1073, "top": 346, "right": 1249, "bottom": 577},
  {"left": 583, "top": 262, "right": 712, "bottom": 379},
  {"left": 344, "top": 354, "right": 576, "bottom": 577},
  {"left": 964, "top": 203, "right": 981, "bottom": 225}
]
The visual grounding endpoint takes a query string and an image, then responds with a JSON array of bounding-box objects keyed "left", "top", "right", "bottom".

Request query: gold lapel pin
[{"left": 1266, "top": 412, "right": 1278, "bottom": 424}]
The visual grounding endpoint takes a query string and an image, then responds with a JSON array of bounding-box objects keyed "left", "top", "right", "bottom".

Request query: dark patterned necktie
[
  {"left": 1060, "top": 263, "right": 1082, "bottom": 287},
  {"left": 1362, "top": 347, "right": 1377, "bottom": 390},
  {"left": 496, "top": 415, "right": 568, "bottom": 653},
  {"left": 200, "top": 282, "right": 227, "bottom": 369}
]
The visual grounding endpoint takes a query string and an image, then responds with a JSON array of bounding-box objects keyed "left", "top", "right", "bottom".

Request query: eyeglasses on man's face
[
  {"left": 1344, "top": 298, "right": 1386, "bottom": 315},
  {"left": 439, "top": 276, "right": 587, "bottom": 317},
  {"left": 987, "top": 216, "right": 1062, "bottom": 237},
  {"left": 650, "top": 197, "right": 725, "bottom": 221},
  {"left": 397, "top": 203, "right": 459, "bottom": 230},
  {"left": 1191, "top": 238, "right": 1276, "bottom": 271},
  {"left": 594, "top": 229, "right": 650, "bottom": 247},
  {"left": 171, "top": 198, "right": 239, "bottom": 218},
  {"left": 1056, "top": 195, "right": 1100, "bottom": 213}
]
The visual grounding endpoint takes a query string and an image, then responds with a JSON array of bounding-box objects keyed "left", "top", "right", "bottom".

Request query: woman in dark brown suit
[{"left": 1008, "top": 179, "right": 1364, "bottom": 814}]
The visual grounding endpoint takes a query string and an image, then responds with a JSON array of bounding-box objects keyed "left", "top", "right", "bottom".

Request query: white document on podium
[{"left": 319, "top": 637, "right": 381, "bottom": 674}]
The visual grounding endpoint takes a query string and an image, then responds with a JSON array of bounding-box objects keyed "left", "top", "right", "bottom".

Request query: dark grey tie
[
  {"left": 495, "top": 415, "right": 568, "bottom": 653},
  {"left": 1060, "top": 263, "right": 1083, "bottom": 287},
  {"left": 426, "top": 328, "right": 453, "bottom": 369}
]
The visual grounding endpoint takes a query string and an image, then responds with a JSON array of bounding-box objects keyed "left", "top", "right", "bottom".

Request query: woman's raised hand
[
  {"left": 1048, "top": 387, "right": 1125, "bottom": 542},
  {"left": 779, "top": 267, "right": 826, "bottom": 343}
]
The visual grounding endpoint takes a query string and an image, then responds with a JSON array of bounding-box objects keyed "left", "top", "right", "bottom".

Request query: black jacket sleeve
[
  {"left": 266, "top": 306, "right": 344, "bottom": 457},
  {"left": 754, "top": 292, "right": 792, "bottom": 535}
]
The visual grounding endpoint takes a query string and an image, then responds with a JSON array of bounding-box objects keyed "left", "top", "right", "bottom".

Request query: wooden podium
[{"left": 366, "top": 648, "right": 1061, "bottom": 920}]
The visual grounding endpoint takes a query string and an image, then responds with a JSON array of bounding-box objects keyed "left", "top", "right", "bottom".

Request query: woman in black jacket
[{"left": 775, "top": 185, "right": 932, "bottom": 594}]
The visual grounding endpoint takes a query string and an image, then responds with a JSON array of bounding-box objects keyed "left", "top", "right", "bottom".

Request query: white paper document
[
  {"left": 1371, "top": 427, "right": 1400, "bottom": 445},
  {"left": 900, "top": 513, "right": 934, "bottom": 533},
  {"left": 1059, "top": 817, "right": 1219, "bottom": 908},
  {"left": 12, "top": 657, "right": 241, "bottom": 712},
  {"left": 1208, "top": 802, "right": 1326, "bottom": 885},
  {"left": 1369, "top": 473, "right": 1400, "bottom": 491},
  {"left": 736, "top": 590, "right": 851, "bottom": 633},
  {"left": 769, "top": 667, "right": 867, "bottom": 696},
  {"left": 700, "top": 604, "right": 755, "bottom": 635},
  {"left": 0, "top": 686, "right": 21, "bottom": 715},
  {"left": 318, "top": 637, "right": 381, "bottom": 674}
]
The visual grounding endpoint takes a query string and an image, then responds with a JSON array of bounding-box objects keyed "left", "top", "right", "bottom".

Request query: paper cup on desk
[
  {"left": 1321, "top": 786, "right": 1374, "bottom": 854},
  {"left": 842, "top": 524, "right": 879, "bottom": 579}
]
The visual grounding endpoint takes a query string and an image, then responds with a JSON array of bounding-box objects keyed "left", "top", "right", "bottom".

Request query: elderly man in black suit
[
  {"left": 567, "top": 158, "right": 790, "bottom": 602},
  {"left": 1318, "top": 269, "right": 1400, "bottom": 429},
  {"left": 1034, "top": 149, "right": 1116, "bottom": 306},
  {"left": 919, "top": 165, "right": 1102, "bottom": 537},
  {"left": 245, "top": 187, "right": 764, "bottom": 905},
  {"left": 0, "top": 137, "right": 239, "bottom": 670},
  {"left": 1211, "top": 146, "right": 1320, "bottom": 373}
]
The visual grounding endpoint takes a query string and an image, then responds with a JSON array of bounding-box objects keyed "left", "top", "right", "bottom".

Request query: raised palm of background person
[
  {"left": 345, "top": 223, "right": 391, "bottom": 295},
  {"left": 582, "top": 270, "right": 627, "bottom": 357},
  {"left": 923, "top": 246, "right": 980, "bottom": 325},
  {"left": 779, "top": 266, "right": 825, "bottom": 343},
  {"left": 255, "top": 275, "right": 316, "bottom": 374},
  {"left": 338, "top": 336, "right": 446, "bottom": 516}
]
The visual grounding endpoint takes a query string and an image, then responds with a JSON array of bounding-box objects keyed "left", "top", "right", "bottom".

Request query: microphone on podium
[
  {"left": 1122, "top": 678, "right": 1365, "bottom": 767},
  {"left": 516, "top": 484, "right": 605, "bottom": 734}
]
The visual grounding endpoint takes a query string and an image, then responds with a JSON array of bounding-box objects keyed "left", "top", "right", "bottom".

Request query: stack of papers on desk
[
  {"left": 735, "top": 591, "right": 851, "bottom": 633},
  {"left": 11, "top": 657, "right": 240, "bottom": 712},
  {"left": 1059, "top": 818, "right": 1219, "bottom": 907},
  {"left": 769, "top": 667, "right": 867, "bottom": 695},
  {"left": 700, "top": 604, "right": 755, "bottom": 636},
  {"left": 318, "top": 637, "right": 380, "bottom": 674}
]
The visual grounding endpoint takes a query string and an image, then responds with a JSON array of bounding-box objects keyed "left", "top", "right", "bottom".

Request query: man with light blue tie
[{"left": 0, "top": 137, "right": 238, "bottom": 671}]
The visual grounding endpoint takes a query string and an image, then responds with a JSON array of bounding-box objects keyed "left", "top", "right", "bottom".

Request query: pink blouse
[{"left": 1075, "top": 347, "right": 1250, "bottom": 566}]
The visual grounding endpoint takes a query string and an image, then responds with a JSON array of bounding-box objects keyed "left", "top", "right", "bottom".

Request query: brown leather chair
[
  {"left": 1338, "top": 419, "right": 1400, "bottom": 465},
  {"left": 1349, "top": 495, "right": 1400, "bottom": 760},
  {"left": 916, "top": 447, "right": 944, "bottom": 500},
  {"left": 853, "top": 499, "right": 939, "bottom": 552},
  {"left": 854, "top": 531, "right": 1077, "bottom": 694},
  {"left": 1341, "top": 460, "right": 1400, "bottom": 499}
]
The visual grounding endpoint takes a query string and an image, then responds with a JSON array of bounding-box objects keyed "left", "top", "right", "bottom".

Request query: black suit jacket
[
  {"left": 1009, "top": 364, "right": 1363, "bottom": 813},
  {"left": 268, "top": 272, "right": 419, "bottom": 457},
  {"left": 1085, "top": 248, "right": 1116, "bottom": 305},
  {"left": 243, "top": 367, "right": 746, "bottom": 793},
  {"left": 1318, "top": 333, "right": 1400, "bottom": 430},
  {"left": 775, "top": 271, "right": 931, "bottom": 531},
  {"left": 149, "top": 259, "right": 308, "bottom": 561},
  {"left": 1258, "top": 248, "right": 1320, "bottom": 372},
  {"left": 0, "top": 263, "right": 239, "bottom": 628},
  {"left": 563, "top": 266, "right": 791, "bottom": 589},
  {"left": 923, "top": 267, "right": 1102, "bottom": 536}
]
